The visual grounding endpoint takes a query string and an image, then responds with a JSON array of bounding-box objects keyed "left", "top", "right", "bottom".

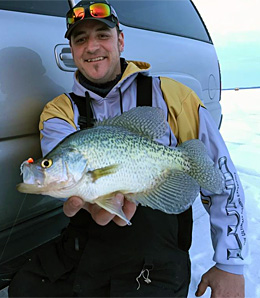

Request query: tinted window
[
  {"left": 0, "top": 0, "right": 211, "bottom": 42},
  {"left": 110, "top": 0, "right": 211, "bottom": 43},
  {"left": 0, "top": 0, "right": 69, "bottom": 17}
]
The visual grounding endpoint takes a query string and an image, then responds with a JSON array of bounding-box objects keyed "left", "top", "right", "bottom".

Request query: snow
[
  {"left": 0, "top": 89, "right": 259, "bottom": 297},
  {"left": 188, "top": 89, "right": 260, "bottom": 298}
]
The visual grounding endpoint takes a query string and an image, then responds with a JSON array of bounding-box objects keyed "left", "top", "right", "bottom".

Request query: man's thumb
[
  {"left": 63, "top": 196, "right": 84, "bottom": 217},
  {"left": 195, "top": 279, "right": 208, "bottom": 297}
]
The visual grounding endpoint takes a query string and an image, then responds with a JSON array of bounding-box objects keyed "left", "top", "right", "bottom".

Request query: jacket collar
[{"left": 72, "top": 60, "right": 151, "bottom": 98}]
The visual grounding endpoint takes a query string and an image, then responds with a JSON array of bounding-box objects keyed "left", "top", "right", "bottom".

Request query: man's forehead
[{"left": 71, "top": 20, "right": 112, "bottom": 37}]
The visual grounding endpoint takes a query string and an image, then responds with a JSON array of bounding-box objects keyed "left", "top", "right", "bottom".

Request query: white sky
[
  {"left": 192, "top": 0, "right": 260, "bottom": 44},
  {"left": 193, "top": 0, "right": 260, "bottom": 88}
]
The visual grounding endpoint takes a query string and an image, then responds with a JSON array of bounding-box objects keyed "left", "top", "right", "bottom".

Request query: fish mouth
[
  {"left": 18, "top": 158, "right": 76, "bottom": 195},
  {"left": 17, "top": 182, "right": 50, "bottom": 194},
  {"left": 16, "top": 179, "right": 74, "bottom": 194}
]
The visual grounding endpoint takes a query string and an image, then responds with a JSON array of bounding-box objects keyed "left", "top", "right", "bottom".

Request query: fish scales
[{"left": 75, "top": 127, "right": 173, "bottom": 197}]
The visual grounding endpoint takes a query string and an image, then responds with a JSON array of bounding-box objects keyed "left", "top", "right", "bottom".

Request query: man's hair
[{"left": 116, "top": 27, "right": 123, "bottom": 36}]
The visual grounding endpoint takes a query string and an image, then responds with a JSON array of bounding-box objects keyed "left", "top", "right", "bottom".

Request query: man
[{"left": 9, "top": 1, "right": 247, "bottom": 297}]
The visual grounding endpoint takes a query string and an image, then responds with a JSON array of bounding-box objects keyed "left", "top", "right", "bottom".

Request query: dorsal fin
[{"left": 95, "top": 106, "right": 167, "bottom": 139}]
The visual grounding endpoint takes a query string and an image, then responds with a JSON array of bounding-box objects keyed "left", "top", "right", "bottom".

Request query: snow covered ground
[
  {"left": 188, "top": 88, "right": 260, "bottom": 298},
  {"left": 1, "top": 89, "right": 259, "bottom": 297}
]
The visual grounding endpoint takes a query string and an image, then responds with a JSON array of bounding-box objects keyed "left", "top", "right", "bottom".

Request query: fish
[{"left": 17, "top": 106, "right": 224, "bottom": 225}]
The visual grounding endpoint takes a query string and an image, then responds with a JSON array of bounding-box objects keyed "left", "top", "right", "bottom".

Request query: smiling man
[
  {"left": 9, "top": 1, "right": 248, "bottom": 297},
  {"left": 70, "top": 20, "right": 124, "bottom": 84}
]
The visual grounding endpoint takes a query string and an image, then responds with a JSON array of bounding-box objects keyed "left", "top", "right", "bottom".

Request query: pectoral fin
[
  {"left": 90, "top": 164, "right": 119, "bottom": 182},
  {"left": 94, "top": 193, "right": 132, "bottom": 225}
]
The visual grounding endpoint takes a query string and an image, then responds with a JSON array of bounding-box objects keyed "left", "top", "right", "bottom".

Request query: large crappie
[{"left": 17, "top": 107, "right": 224, "bottom": 224}]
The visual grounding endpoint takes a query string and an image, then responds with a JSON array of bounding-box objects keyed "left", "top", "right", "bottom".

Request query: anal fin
[{"left": 94, "top": 192, "right": 132, "bottom": 225}]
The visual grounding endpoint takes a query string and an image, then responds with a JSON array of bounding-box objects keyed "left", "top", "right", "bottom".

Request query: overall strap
[
  {"left": 136, "top": 74, "right": 153, "bottom": 107},
  {"left": 136, "top": 74, "right": 192, "bottom": 252},
  {"left": 69, "top": 92, "right": 94, "bottom": 129},
  {"left": 69, "top": 74, "right": 152, "bottom": 129}
]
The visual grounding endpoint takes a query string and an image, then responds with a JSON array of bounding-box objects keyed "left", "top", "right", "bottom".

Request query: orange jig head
[{"left": 27, "top": 158, "right": 34, "bottom": 164}]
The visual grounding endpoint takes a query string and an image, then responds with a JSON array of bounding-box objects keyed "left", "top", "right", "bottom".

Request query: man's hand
[
  {"left": 63, "top": 193, "right": 136, "bottom": 226},
  {"left": 195, "top": 266, "right": 245, "bottom": 298}
]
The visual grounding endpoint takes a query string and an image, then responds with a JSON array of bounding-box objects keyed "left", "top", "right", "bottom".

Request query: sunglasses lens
[
  {"left": 67, "top": 7, "right": 85, "bottom": 25},
  {"left": 89, "top": 3, "right": 111, "bottom": 18}
]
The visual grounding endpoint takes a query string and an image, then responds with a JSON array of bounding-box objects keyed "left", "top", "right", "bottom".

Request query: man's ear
[{"left": 119, "top": 32, "right": 125, "bottom": 53}]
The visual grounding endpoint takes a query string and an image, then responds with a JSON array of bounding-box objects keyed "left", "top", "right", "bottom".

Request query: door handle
[{"left": 54, "top": 44, "right": 76, "bottom": 72}]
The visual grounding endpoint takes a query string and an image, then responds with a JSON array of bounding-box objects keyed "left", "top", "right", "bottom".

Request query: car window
[
  {"left": 0, "top": 0, "right": 69, "bottom": 17},
  {"left": 110, "top": 0, "right": 211, "bottom": 43},
  {"left": 0, "top": 0, "right": 211, "bottom": 43}
]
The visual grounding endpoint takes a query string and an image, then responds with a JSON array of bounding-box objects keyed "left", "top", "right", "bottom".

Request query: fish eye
[{"left": 41, "top": 159, "right": 53, "bottom": 168}]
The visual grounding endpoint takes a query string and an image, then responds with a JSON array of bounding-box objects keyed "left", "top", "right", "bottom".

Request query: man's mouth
[{"left": 86, "top": 56, "right": 105, "bottom": 62}]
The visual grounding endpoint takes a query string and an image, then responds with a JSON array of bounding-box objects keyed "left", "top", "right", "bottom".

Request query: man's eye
[
  {"left": 75, "top": 37, "right": 85, "bottom": 43},
  {"left": 99, "top": 34, "right": 109, "bottom": 39}
]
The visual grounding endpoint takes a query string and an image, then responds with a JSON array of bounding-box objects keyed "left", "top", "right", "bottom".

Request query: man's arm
[
  {"left": 159, "top": 78, "right": 247, "bottom": 296},
  {"left": 39, "top": 94, "right": 78, "bottom": 156},
  {"left": 197, "top": 107, "right": 248, "bottom": 297}
]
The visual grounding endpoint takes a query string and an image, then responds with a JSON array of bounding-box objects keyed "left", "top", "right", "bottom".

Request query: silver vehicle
[{"left": 0, "top": 0, "right": 221, "bottom": 289}]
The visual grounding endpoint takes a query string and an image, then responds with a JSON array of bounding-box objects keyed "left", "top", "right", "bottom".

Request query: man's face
[{"left": 70, "top": 20, "right": 124, "bottom": 84}]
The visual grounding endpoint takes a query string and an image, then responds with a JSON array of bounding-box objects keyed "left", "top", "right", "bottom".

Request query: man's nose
[{"left": 86, "top": 38, "right": 100, "bottom": 53}]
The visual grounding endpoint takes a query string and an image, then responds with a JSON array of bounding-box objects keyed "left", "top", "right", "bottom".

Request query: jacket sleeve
[
  {"left": 160, "top": 77, "right": 248, "bottom": 275},
  {"left": 198, "top": 106, "right": 248, "bottom": 274},
  {"left": 39, "top": 94, "right": 78, "bottom": 157}
]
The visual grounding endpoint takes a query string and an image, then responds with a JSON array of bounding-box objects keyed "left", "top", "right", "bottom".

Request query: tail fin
[{"left": 179, "top": 139, "right": 224, "bottom": 194}]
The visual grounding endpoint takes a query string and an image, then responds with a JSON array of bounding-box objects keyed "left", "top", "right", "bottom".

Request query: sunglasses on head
[{"left": 67, "top": 3, "right": 113, "bottom": 27}]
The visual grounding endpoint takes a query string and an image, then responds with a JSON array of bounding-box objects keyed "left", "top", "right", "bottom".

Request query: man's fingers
[
  {"left": 63, "top": 194, "right": 137, "bottom": 226},
  {"left": 195, "top": 277, "right": 208, "bottom": 297},
  {"left": 90, "top": 204, "right": 116, "bottom": 226},
  {"left": 63, "top": 196, "right": 85, "bottom": 217}
]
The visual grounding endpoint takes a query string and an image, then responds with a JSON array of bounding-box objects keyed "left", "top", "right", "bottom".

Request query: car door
[{"left": 0, "top": 1, "right": 73, "bottom": 289}]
